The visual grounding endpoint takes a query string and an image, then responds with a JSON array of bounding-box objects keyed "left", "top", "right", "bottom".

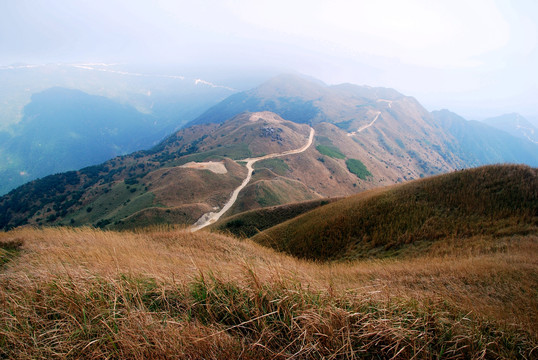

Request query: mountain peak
[{"left": 253, "top": 73, "right": 328, "bottom": 99}]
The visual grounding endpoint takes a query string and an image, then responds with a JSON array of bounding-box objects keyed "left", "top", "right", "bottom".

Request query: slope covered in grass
[
  {"left": 253, "top": 165, "right": 538, "bottom": 261},
  {"left": 0, "top": 227, "right": 536, "bottom": 358},
  {"left": 211, "top": 198, "right": 340, "bottom": 237}
]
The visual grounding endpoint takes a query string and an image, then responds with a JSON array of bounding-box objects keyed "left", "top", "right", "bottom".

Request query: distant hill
[
  {"left": 0, "top": 88, "right": 165, "bottom": 195},
  {"left": 482, "top": 113, "right": 538, "bottom": 144},
  {"left": 252, "top": 165, "right": 538, "bottom": 261},
  {"left": 432, "top": 110, "right": 538, "bottom": 167},
  {"left": 0, "top": 63, "right": 236, "bottom": 131},
  {"left": 3, "top": 104, "right": 455, "bottom": 231},
  {"left": 0, "top": 64, "right": 236, "bottom": 194},
  {"left": 192, "top": 74, "right": 468, "bottom": 179},
  {"left": 191, "top": 74, "right": 406, "bottom": 127}
]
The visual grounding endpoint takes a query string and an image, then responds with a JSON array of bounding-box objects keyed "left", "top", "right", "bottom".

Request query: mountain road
[{"left": 190, "top": 127, "right": 315, "bottom": 232}]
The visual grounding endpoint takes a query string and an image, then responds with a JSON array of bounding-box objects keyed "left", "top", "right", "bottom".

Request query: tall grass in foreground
[{"left": 0, "top": 227, "right": 537, "bottom": 358}]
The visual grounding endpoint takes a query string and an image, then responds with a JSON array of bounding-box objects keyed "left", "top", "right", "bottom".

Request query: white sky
[{"left": 1, "top": 0, "right": 537, "bottom": 119}]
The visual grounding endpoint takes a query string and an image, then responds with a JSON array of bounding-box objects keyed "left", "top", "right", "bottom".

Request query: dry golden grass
[
  {"left": 253, "top": 164, "right": 538, "bottom": 261},
  {"left": 1, "top": 227, "right": 537, "bottom": 358}
]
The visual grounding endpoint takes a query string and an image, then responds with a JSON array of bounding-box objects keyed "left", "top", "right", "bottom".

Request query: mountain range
[
  {"left": 1, "top": 74, "right": 537, "bottom": 231},
  {"left": 1, "top": 73, "right": 537, "bottom": 358},
  {"left": 0, "top": 64, "right": 236, "bottom": 194}
]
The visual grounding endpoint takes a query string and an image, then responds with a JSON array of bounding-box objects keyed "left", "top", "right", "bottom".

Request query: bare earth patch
[{"left": 180, "top": 161, "right": 228, "bottom": 174}]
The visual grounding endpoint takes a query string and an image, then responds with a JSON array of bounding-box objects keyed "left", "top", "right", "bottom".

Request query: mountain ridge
[{"left": 2, "top": 75, "right": 538, "bottom": 231}]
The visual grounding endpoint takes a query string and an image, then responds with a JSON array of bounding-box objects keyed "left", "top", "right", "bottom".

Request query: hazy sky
[{"left": 1, "top": 0, "right": 537, "bottom": 119}]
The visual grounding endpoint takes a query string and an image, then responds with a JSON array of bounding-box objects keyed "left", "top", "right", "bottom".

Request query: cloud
[{"left": 227, "top": 0, "right": 512, "bottom": 68}]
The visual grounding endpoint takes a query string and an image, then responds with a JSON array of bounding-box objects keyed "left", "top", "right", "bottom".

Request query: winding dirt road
[
  {"left": 348, "top": 112, "right": 381, "bottom": 136},
  {"left": 190, "top": 127, "right": 315, "bottom": 232},
  {"left": 348, "top": 99, "right": 392, "bottom": 137}
]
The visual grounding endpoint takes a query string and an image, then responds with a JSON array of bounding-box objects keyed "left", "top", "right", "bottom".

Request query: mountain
[
  {"left": 0, "top": 63, "right": 236, "bottom": 131},
  {"left": 0, "top": 112, "right": 317, "bottom": 229},
  {"left": 0, "top": 63, "right": 237, "bottom": 194},
  {"left": 252, "top": 164, "right": 538, "bottom": 261},
  {"left": 0, "top": 88, "right": 165, "bottom": 195},
  {"left": 192, "top": 74, "right": 538, "bottom": 170},
  {"left": 432, "top": 110, "right": 538, "bottom": 167},
  {"left": 2, "top": 103, "right": 458, "bottom": 230},
  {"left": 482, "top": 113, "right": 538, "bottom": 144},
  {"left": 2, "top": 75, "right": 538, "bottom": 231},
  {"left": 192, "top": 74, "right": 467, "bottom": 177},
  {"left": 192, "top": 74, "right": 417, "bottom": 128}
]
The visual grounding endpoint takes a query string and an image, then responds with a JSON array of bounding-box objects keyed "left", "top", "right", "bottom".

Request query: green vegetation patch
[
  {"left": 346, "top": 158, "right": 372, "bottom": 180},
  {"left": 316, "top": 145, "right": 346, "bottom": 159},
  {"left": 254, "top": 158, "right": 289, "bottom": 176}
]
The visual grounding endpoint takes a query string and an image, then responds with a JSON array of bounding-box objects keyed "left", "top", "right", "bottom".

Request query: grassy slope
[
  {"left": 0, "top": 227, "right": 536, "bottom": 358},
  {"left": 211, "top": 198, "right": 340, "bottom": 238},
  {"left": 253, "top": 165, "right": 538, "bottom": 261}
]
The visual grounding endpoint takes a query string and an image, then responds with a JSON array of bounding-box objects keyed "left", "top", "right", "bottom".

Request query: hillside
[
  {"left": 194, "top": 74, "right": 483, "bottom": 181},
  {"left": 5, "top": 96, "right": 457, "bottom": 231},
  {"left": 1, "top": 225, "right": 536, "bottom": 358},
  {"left": 0, "top": 112, "right": 322, "bottom": 230},
  {"left": 192, "top": 75, "right": 538, "bottom": 173},
  {"left": 211, "top": 198, "right": 341, "bottom": 237},
  {"left": 433, "top": 110, "right": 538, "bottom": 167},
  {"left": 252, "top": 165, "right": 538, "bottom": 261}
]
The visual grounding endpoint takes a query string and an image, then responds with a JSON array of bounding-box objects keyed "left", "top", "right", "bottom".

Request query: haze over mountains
[
  {"left": 1, "top": 73, "right": 536, "bottom": 231},
  {"left": 482, "top": 113, "right": 538, "bottom": 144},
  {"left": 0, "top": 64, "right": 237, "bottom": 194}
]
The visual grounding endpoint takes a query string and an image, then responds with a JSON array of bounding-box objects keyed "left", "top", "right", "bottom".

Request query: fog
[{"left": 1, "top": 0, "right": 536, "bottom": 120}]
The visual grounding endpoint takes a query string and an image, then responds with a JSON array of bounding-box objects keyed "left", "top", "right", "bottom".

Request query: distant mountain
[
  {"left": 432, "top": 110, "right": 538, "bottom": 167},
  {"left": 192, "top": 74, "right": 466, "bottom": 179},
  {"left": 482, "top": 113, "right": 538, "bottom": 144},
  {"left": 1, "top": 106, "right": 453, "bottom": 230},
  {"left": 0, "top": 62, "right": 240, "bottom": 194},
  {"left": 0, "top": 87, "right": 169, "bottom": 195},
  {"left": 0, "top": 63, "right": 236, "bottom": 130},
  {"left": 190, "top": 74, "right": 403, "bottom": 127}
]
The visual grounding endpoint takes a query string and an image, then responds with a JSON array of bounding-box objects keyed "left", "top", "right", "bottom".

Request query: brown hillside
[{"left": 253, "top": 164, "right": 538, "bottom": 261}]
